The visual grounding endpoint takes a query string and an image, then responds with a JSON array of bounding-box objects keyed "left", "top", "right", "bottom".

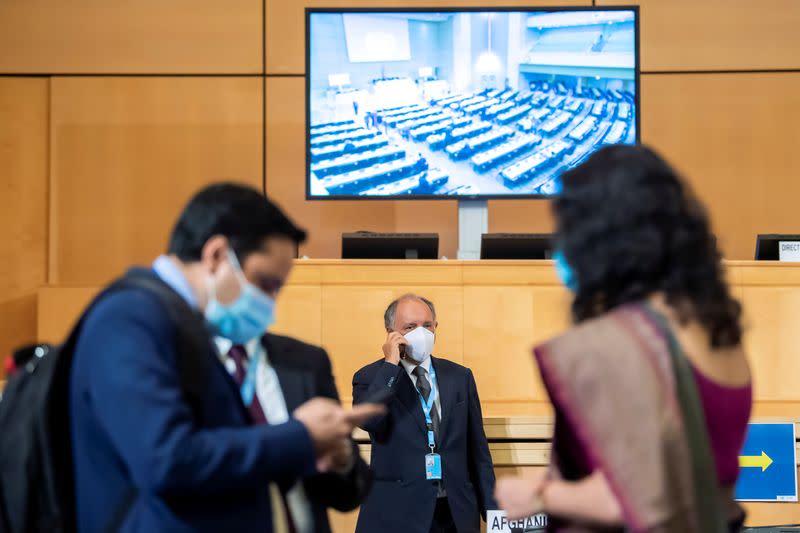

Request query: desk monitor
[
  {"left": 755, "top": 234, "right": 800, "bottom": 261},
  {"left": 342, "top": 232, "right": 439, "bottom": 259},
  {"left": 480, "top": 233, "right": 553, "bottom": 259}
]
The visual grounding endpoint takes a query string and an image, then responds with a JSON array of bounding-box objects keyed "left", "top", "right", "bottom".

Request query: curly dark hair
[{"left": 553, "top": 144, "right": 742, "bottom": 348}]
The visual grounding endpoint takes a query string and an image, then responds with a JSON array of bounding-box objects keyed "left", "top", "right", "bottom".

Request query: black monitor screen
[
  {"left": 306, "top": 7, "right": 639, "bottom": 199},
  {"left": 755, "top": 234, "right": 800, "bottom": 260},
  {"left": 480, "top": 233, "right": 553, "bottom": 260},
  {"left": 342, "top": 232, "right": 439, "bottom": 259}
]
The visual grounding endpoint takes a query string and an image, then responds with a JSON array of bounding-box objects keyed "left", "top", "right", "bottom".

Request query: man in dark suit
[
  {"left": 69, "top": 183, "right": 382, "bottom": 533},
  {"left": 352, "top": 294, "right": 496, "bottom": 533},
  {"left": 215, "top": 328, "right": 372, "bottom": 533}
]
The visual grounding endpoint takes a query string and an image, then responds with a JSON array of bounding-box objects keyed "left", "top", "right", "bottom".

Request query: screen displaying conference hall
[
  {"left": 1, "top": 1, "right": 799, "bottom": 532},
  {"left": 307, "top": 9, "right": 637, "bottom": 198}
]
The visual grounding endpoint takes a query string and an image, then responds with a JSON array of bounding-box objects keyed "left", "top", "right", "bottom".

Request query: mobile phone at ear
[{"left": 399, "top": 343, "right": 407, "bottom": 359}]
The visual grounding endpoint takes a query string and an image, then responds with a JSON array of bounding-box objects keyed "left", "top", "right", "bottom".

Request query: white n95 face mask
[{"left": 403, "top": 327, "right": 435, "bottom": 363}]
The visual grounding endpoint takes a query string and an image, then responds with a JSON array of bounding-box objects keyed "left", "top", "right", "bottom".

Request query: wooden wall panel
[
  {"left": 266, "top": 0, "right": 592, "bottom": 75},
  {"left": 743, "top": 483, "right": 800, "bottom": 527},
  {"left": 391, "top": 200, "right": 458, "bottom": 261},
  {"left": 488, "top": 199, "right": 554, "bottom": 236},
  {"left": 0, "top": 295, "right": 38, "bottom": 376},
  {"left": 37, "top": 287, "right": 97, "bottom": 343},
  {"left": 0, "top": 0, "right": 262, "bottom": 74},
  {"left": 328, "top": 509, "right": 359, "bottom": 533},
  {"left": 462, "top": 274, "right": 570, "bottom": 417},
  {"left": 38, "top": 260, "right": 800, "bottom": 414},
  {"left": 641, "top": 72, "right": 800, "bottom": 260},
  {"left": 463, "top": 286, "right": 543, "bottom": 414},
  {"left": 271, "top": 286, "right": 324, "bottom": 347},
  {"left": 0, "top": 77, "right": 49, "bottom": 374},
  {"left": 49, "top": 77, "right": 263, "bottom": 285},
  {"left": 597, "top": 0, "right": 800, "bottom": 72},
  {"left": 461, "top": 264, "right": 566, "bottom": 416},
  {"left": 739, "top": 265, "right": 800, "bottom": 417},
  {"left": 36, "top": 283, "right": 324, "bottom": 348},
  {"left": 0, "top": 78, "right": 48, "bottom": 301}
]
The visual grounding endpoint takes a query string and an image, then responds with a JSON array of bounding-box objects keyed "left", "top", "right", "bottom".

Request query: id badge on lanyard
[{"left": 418, "top": 364, "right": 442, "bottom": 481}]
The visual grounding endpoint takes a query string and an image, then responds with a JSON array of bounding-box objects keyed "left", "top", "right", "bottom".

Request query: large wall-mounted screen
[{"left": 306, "top": 7, "right": 639, "bottom": 199}]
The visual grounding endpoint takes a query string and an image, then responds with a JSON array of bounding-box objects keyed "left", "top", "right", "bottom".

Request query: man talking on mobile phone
[{"left": 352, "top": 294, "right": 496, "bottom": 533}]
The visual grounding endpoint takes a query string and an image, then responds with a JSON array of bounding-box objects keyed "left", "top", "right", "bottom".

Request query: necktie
[
  {"left": 228, "top": 345, "right": 269, "bottom": 423},
  {"left": 227, "top": 345, "right": 296, "bottom": 533},
  {"left": 412, "top": 365, "right": 440, "bottom": 441}
]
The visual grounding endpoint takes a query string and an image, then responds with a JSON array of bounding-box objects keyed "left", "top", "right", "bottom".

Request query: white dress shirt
[
  {"left": 400, "top": 356, "right": 442, "bottom": 420},
  {"left": 215, "top": 337, "right": 314, "bottom": 533}
]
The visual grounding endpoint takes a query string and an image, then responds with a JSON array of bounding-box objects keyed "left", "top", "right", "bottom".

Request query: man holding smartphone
[
  {"left": 68, "top": 183, "right": 384, "bottom": 533},
  {"left": 352, "top": 294, "right": 496, "bottom": 533}
]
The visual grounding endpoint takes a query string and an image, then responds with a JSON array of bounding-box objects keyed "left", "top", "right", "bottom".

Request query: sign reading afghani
[{"left": 487, "top": 510, "right": 547, "bottom": 532}]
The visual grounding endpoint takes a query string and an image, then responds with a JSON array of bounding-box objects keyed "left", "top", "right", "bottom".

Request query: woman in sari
[{"left": 495, "top": 145, "right": 751, "bottom": 532}]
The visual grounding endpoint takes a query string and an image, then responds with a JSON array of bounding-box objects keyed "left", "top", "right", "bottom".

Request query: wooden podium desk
[{"left": 36, "top": 260, "right": 800, "bottom": 527}]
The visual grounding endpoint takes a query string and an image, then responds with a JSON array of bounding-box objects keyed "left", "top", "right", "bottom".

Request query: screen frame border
[{"left": 304, "top": 5, "right": 641, "bottom": 201}]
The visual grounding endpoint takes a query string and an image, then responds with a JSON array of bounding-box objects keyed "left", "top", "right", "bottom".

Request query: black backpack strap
[
  {"left": 112, "top": 271, "right": 212, "bottom": 414},
  {"left": 87, "top": 271, "right": 212, "bottom": 532},
  {"left": 640, "top": 304, "right": 728, "bottom": 533}
]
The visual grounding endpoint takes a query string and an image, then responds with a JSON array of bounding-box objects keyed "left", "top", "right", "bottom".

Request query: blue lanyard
[
  {"left": 240, "top": 350, "right": 260, "bottom": 407},
  {"left": 415, "top": 363, "right": 438, "bottom": 452}
]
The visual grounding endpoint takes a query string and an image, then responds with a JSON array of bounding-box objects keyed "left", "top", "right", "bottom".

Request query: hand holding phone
[
  {"left": 382, "top": 331, "right": 408, "bottom": 365},
  {"left": 294, "top": 398, "right": 385, "bottom": 472}
]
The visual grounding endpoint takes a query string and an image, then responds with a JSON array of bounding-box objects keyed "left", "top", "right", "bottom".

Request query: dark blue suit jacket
[
  {"left": 69, "top": 272, "right": 317, "bottom": 533},
  {"left": 352, "top": 357, "right": 496, "bottom": 533},
  {"left": 262, "top": 333, "right": 372, "bottom": 533}
]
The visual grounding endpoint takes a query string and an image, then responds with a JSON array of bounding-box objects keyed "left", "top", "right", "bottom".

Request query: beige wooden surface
[
  {"left": 0, "top": 78, "right": 49, "bottom": 363},
  {"left": 0, "top": 0, "right": 262, "bottom": 74},
  {"left": 640, "top": 72, "right": 800, "bottom": 260},
  {"left": 597, "top": 0, "right": 800, "bottom": 72},
  {"left": 48, "top": 77, "right": 263, "bottom": 286},
  {"left": 36, "top": 260, "right": 800, "bottom": 418}
]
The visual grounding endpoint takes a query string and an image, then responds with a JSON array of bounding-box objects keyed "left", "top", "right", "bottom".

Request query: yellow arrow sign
[{"left": 739, "top": 451, "right": 774, "bottom": 472}]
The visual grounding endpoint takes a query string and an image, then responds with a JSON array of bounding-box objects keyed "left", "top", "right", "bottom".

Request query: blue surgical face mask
[
  {"left": 552, "top": 250, "right": 578, "bottom": 292},
  {"left": 205, "top": 250, "right": 276, "bottom": 344}
]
